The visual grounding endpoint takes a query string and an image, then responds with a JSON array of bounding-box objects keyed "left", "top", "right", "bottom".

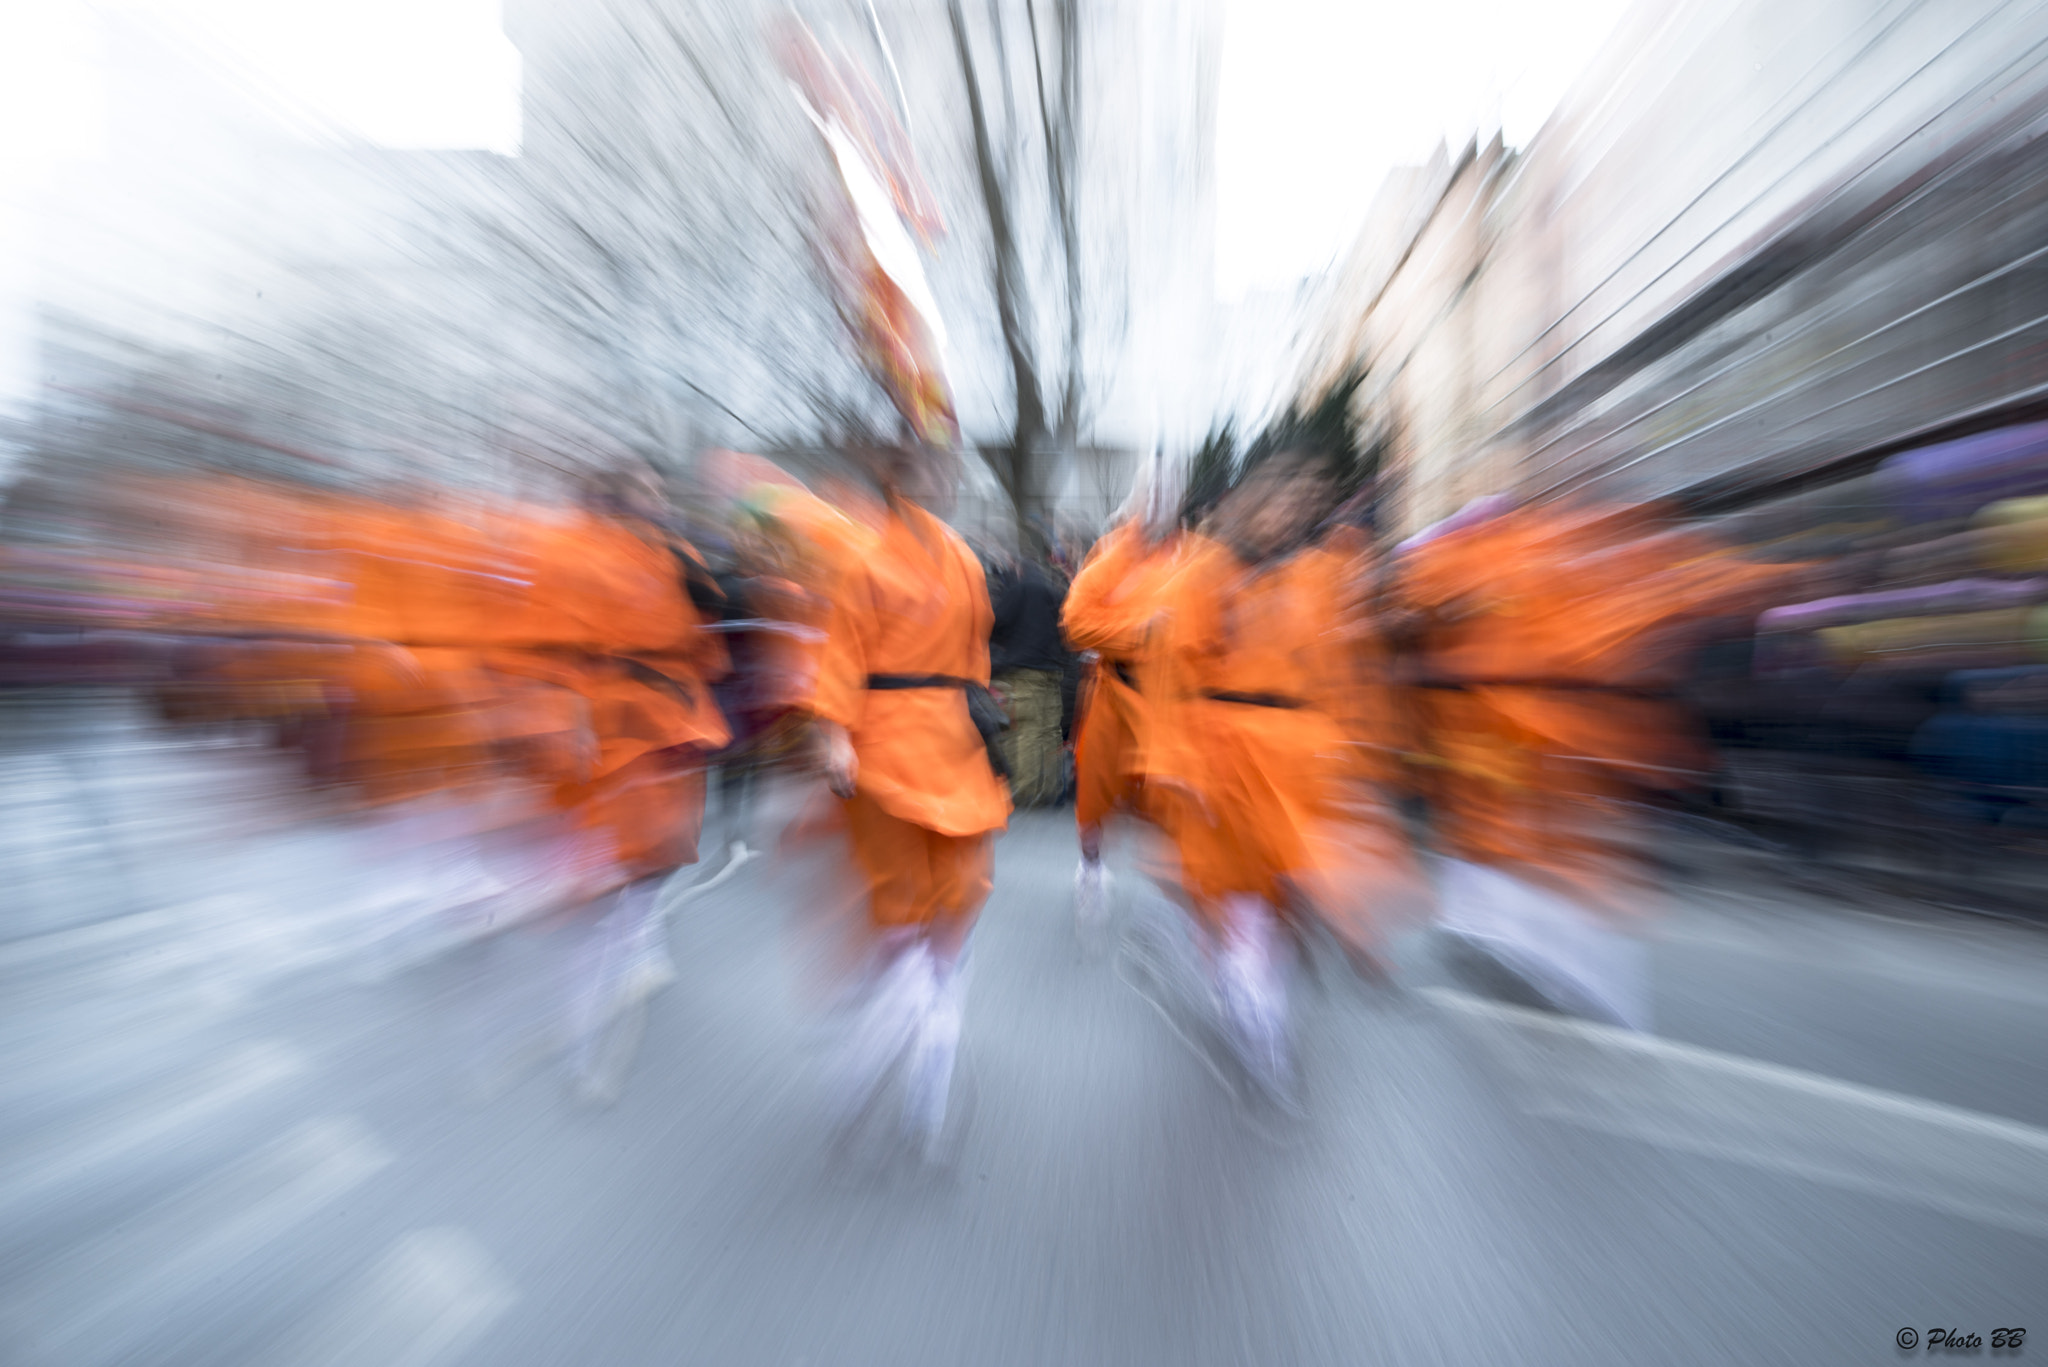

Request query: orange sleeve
[
  {"left": 1139, "top": 540, "right": 1227, "bottom": 789},
  {"left": 809, "top": 546, "right": 873, "bottom": 731},
  {"left": 1061, "top": 522, "right": 1147, "bottom": 656}
]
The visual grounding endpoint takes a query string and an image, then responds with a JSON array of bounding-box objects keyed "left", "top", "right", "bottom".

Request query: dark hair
[
  {"left": 1244, "top": 441, "right": 1338, "bottom": 483},
  {"left": 1181, "top": 423, "right": 1238, "bottom": 526},
  {"left": 1243, "top": 366, "right": 1377, "bottom": 504}
]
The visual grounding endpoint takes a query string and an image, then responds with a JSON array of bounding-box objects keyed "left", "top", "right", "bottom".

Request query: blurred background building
[{"left": 1295, "top": 0, "right": 2048, "bottom": 536}]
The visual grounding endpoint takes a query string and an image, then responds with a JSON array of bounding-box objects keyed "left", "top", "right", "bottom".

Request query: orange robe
[
  {"left": 489, "top": 513, "right": 729, "bottom": 884},
  {"left": 1146, "top": 533, "right": 1422, "bottom": 949},
  {"left": 159, "top": 482, "right": 730, "bottom": 888},
  {"left": 808, "top": 497, "right": 1009, "bottom": 929},
  {"left": 1060, "top": 521, "right": 1182, "bottom": 829},
  {"left": 1397, "top": 503, "right": 1792, "bottom": 914}
]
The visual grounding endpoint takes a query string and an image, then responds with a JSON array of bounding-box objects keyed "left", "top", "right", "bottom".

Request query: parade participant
[
  {"left": 44, "top": 461, "right": 733, "bottom": 1100},
  {"left": 1060, "top": 451, "right": 1184, "bottom": 931},
  {"left": 540, "top": 470, "right": 733, "bottom": 1095},
  {"left": 1144, "top": 446, "right": 1422, "bottom": 1100},
  {"left": 1396, "top": 497, "right": 1792, "bottom": 1028},
  {"left": 803, "top": 439, "right": 1010, "bottom": 1155}
]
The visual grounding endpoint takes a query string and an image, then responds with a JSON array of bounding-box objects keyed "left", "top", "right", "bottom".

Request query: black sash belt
[
  {"left": 1203, "top": 690, "right": 1304, "bottom": 709},
  {"left": 863, "top": 674, "right": 1011, "bottom": 778},
  {"left": 866, "top": 673, "right": 972, "bottom": 690},
  {"left": 1417, "top": 679, "right": 1668, "bottom": 697}
]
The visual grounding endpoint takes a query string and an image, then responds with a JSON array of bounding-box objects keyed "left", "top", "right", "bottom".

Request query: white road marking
[
  {"left": 6, "top": 1116, "right": 394, "bottom": 1365},
  {"left": 272, "top": 1227, "right": 516, "bottom": 1367},
  {"left": 1426, "top": 987, "right": 2048, "bottom": 1238},
  {"left": 0, "top": 1042, "right": 306, "bottom": 1212}
]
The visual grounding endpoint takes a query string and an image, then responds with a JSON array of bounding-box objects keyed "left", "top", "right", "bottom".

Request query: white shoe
[
  {"left": 902, "top": 952, "right": 968, "bottom": 1159},
  {"left": 617, "top": 944, "right": 677, "bottom": 1007},
  {"left": 1215, "top": 898, "right": 1293, "bottom": 1102},
  {"left": 562, "top": 881, "right": 671, "bottom": 1092},
  {"left": 828, "top": 941, "right": 932, "bottom": 1126},
  {"left": 1075, "top": 859, "right": 1111, "bottom": 937}
]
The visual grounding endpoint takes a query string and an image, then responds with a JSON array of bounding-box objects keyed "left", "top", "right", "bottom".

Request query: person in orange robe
[
  {"left": 303, "top": 474, "right": 729, "bottom": 903},
  {"left": 1060, "top": 451, "right": 1184, "bottom": 933},
  {"left": 1145, "top": 446, "right": 1425, "bottom": 1098},
  {"left": 802, "top": 441, "right": 1010, "bottom": 1152},
  {"left": 1396, "top": 498, "right": 1796, "bottom": 1027},
  {"left": 480, "top": 476, "right": 731, "bottom": 1100}
]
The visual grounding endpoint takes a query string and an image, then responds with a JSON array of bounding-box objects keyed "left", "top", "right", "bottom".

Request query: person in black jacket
[{"left": 989, "top": 555, "right": 1070, "bottom": 806}]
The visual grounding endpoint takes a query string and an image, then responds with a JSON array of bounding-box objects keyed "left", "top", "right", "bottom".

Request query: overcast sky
[
  {"left": 1214, "top": 0, "right": 1633, "bottom": 298},
  {"left": 0, "top": 0, "right": 521, "bottom": 186},
  {"left": 2, "top": 0, "right": 1630, "bottom": 298}
]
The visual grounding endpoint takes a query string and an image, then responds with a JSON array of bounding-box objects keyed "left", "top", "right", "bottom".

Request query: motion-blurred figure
[
  {"left": 804, "top": 441, "right": 1010, "bottom": 1156},
  {"left": 1397, "top": 499, "right": 1787, "bottom": 1028},
  {"left": 1144, "top": 446, "right": 1423, "bottom": 1102},
  {"left": 0, "top": 455, "right": 734, "bottom": 1098},
  {"left": 1061, "top": 451, "right": 1184, "bottom": 934},
  {"left": 540, "top": 469, "right": 734, "bottom": 1102}
]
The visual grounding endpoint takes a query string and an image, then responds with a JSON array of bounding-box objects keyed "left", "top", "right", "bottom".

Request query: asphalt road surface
[{"left": 2, "top": 696, "right": 2044, "bottom": 1366}]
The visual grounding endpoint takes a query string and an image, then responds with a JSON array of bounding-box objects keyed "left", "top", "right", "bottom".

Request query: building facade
[{"left": 1298, "top": 0, "right": 2048, "bottom": 534}]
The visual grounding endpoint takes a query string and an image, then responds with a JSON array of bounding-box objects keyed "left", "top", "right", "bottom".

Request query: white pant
[{"left": 1436, "top": 859, "right": 1651, "bottom": 1030}]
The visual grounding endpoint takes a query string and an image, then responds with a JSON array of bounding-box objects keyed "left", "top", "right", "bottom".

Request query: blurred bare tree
[
  {"left": 945, "top": 0, "right": 1113, "bottom": 548},
  {"left": 444, "top": 0, "right": 901, "bottom": 474},
  {"left": 12, "top": 0, "right": 1194, "bottom": 532}
]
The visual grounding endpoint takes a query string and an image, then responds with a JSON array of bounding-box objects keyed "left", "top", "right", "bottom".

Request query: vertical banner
[{"left": 778, "top": 22, "right": 960, "bottom": 447}]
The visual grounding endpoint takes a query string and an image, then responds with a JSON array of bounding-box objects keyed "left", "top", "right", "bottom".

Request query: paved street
[{"left": 3, "top": 695, "right": 2046, "bottom": 1367}]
